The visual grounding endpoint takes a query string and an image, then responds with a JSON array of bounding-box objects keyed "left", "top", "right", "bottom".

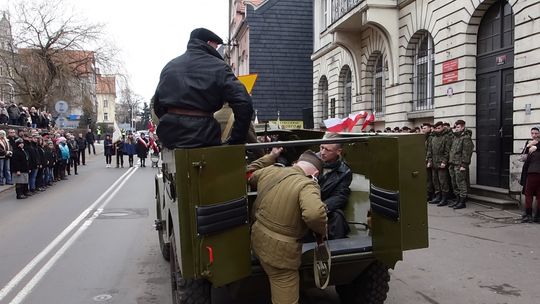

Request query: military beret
[
  {"left": 298, "top": 150, "right": 324, "bottom": 174},
  {"left": 190, "top": 28, "right": 224, "bottom": 45}
]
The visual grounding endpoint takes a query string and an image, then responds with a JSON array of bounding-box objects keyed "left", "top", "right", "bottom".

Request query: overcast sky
[{"left": 0, "top": 0, "right": 229, "bottom": 103}]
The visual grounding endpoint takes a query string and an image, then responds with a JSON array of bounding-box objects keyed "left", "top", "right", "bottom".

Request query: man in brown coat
[{"left": 248, "top": 149, "right": 328, "bottom": 304}]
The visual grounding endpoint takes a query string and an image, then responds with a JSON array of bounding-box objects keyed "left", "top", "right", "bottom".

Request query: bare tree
[
  {"left": 0, "top": 0, "right": 120, "bottom": 110},
  {"left": 117, "top": 85, "right": 143, "bottom": 129}
]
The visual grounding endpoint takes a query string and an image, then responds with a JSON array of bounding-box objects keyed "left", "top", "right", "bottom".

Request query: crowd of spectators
[
  {"left": 0, "top": 101, "right": 53, "bottom": 128},
  {"left": 1, "top": 127, "right": 90, "bottom": 200}
]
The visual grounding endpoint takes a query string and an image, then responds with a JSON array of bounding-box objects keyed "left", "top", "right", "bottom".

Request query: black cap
[{"left": 190, "top": 28, "right": 223, "bottom": 45}]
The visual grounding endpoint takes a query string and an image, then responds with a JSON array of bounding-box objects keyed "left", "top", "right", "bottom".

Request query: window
[
  {"left": 319, "top": 76, "right": 329, "bottom": 120},
  {"left": 414, "top": 33, "right": 434, "bottom": 111},
  {"left": 344, "top": 68, "right": 352, "bottom": 115},
  {"left": 330, "top": 98, "right": 336, "bottom": 118},
  {"left": 322, "top": 0, "right": 328, "bottom": 30},
  {"left": 372, "top": 54, "right": 385, "bottom": 116},
  {"left": 103, "top": 99, "right": 108, "bottom": 108},
  {"left": 104, "top": 112, "right": 108, "bottom": 121}
]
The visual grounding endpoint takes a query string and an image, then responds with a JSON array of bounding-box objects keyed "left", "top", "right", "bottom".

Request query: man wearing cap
[
  {"left": 152, "top": 28, "right": 253, "bottom": 149},
  {"left": 247, "top": 149, "right": 327, "bottom": 304}
]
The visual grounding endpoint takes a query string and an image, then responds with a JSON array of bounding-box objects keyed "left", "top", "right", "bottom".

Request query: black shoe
[
  {"left": 533, "top": 214, "right": 540, "bottom": 223},
  {"left": 448, "top": 199, "right": 459, "bottom": 208},
  {"left": 453, "top": 197, "right": 467, "bottom": 209},
  {"left": 437, "top": 193, "right": 449, "bottom": 207},
  {"left": 17, "top": 195, "right": 27, "bottom": 199},
  {"left": 75, "top": 172, "right": 78, "bottom": 175},
  {"left": 522, "top": 215, "right": 533, "bottom": 223},
  {"left": 428, "top": 193, "right": 441, "bottom": 204}
]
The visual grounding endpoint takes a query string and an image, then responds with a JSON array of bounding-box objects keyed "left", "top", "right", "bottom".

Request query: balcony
[{"left": 331, "top": 0, "right": 363, "bottom": 24}]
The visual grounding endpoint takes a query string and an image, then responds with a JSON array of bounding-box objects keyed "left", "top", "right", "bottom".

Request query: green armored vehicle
[{"left": 154, "top": 133, "right": 428, "bottom": 303}]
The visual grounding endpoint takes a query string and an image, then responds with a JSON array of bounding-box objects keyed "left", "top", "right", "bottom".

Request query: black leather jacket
[
  {"left": 318, "top": 159, "right": 353, "bottom": 213},
  {"left": 153, "top": 39, "right": 253, "bottom": 148}
]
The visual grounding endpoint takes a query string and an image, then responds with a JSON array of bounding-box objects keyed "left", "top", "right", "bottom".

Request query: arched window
[
  {"left": 414, "top": 32, "right": 434, "bottom": 111},
  {"left": 319, "top": 76, "right": 329, "bottom": 120},
  {"left": 372, "top": 54, "right": 385, "bottom": 116},
  {"left": 339, "top": 65, "right": 352, "bottom": 116}
]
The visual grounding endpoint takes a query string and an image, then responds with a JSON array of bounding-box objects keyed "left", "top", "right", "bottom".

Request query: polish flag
[
  {"left": 323, "top": 117, "right": 346, "bottom": 132},
  {"left": 361, "top": 112, "right": 375, "bottom": 131},
  {"left": 147, "top": 121, "right": 156, "bottom": 133},
  {"left": 343, "top": 112, "right": 368, "bottom": 132}
]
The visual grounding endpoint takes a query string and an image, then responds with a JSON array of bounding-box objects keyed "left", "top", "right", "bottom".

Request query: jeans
[
  {"left": 0, "top": 158, "right": 11, "bottom": 184},
  {"left": 29, "top": 168, "right": 38, "bottom": 191}
]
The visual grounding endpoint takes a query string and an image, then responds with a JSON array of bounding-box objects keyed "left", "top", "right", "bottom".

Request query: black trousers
[
  {"left": 78, "top": 149, "right": 85, "bottom": 165},
  {"left": 116, "top": 152, "right": 124, "bottom": 167}
]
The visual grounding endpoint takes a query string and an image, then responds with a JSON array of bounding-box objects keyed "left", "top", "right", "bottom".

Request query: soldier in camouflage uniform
[
  {"left": 427, "top": 121, "right": 451, "bottom": 206},
  {"left": 447, "top": 120, "right": 474, "bottom": 209},
  {"left": 421, "top": 123, "right": 434, "bottom": 201}
]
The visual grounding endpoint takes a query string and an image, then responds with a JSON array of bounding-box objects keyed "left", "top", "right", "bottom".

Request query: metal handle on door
[{"left": 499, "top": 127, "right": 503, "bottom": 138}]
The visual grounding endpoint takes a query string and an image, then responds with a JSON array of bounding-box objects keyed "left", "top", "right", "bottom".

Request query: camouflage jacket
[
  {"left": 425, "top": 133, "right": 434, "bottom": 161},
  {"left": 449, "top": 129, "right": 474, "bottom": 166},
  {"left": 427, "top": 130, "right": 450, "bottom": 168}
]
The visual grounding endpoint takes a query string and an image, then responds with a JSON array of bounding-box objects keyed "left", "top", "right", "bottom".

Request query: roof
[{"left": 96, "top": 75, "right": 116, "bottom": 96}]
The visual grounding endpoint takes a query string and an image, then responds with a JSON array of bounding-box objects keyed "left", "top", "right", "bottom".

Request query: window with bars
[
  {"left": 414, "top": 33, "right": 434, "bottom": 111},
  {"left": 344, "top": 69, "right": 352, "bottom": 115},
  {"left": 372, "top": 54, "right": 385, "bottom": 117},
  {"left": 320, "top": 76, "right": 329, "bottom": 119}
]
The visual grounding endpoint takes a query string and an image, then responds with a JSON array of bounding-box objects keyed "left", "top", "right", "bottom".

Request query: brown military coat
[{"left": 249, "top": 155, "right": 327, "bottom": 270}]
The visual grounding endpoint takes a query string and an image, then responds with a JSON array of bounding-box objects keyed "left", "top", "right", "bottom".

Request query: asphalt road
[{"left": 0, "top": 151, "right": 539, "bottom": 304}]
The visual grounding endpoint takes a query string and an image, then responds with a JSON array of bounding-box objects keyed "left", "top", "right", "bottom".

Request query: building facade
[
  {"left": 96, "top": 75, "right": 116, "bottom": 125},
  {"left": 228, "top": 0, "right": 314, "bottom": 125},
  {"left": 0, "top": 12, "right": 14, "bottom": 104},
  {"left": 312, "top": 0, "right": 539, "bottom": 190}
]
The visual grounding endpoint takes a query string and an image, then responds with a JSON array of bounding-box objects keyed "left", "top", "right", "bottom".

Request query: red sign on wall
[{"left": 442, "top": 59, "right": 459, "bottom": 84}]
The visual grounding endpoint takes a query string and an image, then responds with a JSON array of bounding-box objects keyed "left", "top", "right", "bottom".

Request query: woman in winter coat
[
  {"left": 123, "top": 134, "right": 137, "bottom": 167},
  {"left": 114, "top": 137, "right": 125, "bottom": 168},
  {"left": 57, "top": 137, "right": 70, "bottom": 180},
  {"left": 11, "top": 138, "right": 29, "bottom": 199},
  {"left": 103, "top": 134, "right": 113, "bottom": 168},
  {"left": 136, "top": 133, "right": 149, "bottom": 167}
]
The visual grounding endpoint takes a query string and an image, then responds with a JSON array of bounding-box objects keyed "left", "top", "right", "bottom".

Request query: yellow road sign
[{"left": 238, "top": 74, "right": 258, "bottom": 95}]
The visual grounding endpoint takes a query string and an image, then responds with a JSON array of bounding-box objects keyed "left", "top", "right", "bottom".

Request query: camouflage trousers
[
  {"left": 432, "top": 167, "right": 450, "bottom": 193},
  {"left": 449, "top": 165, "right": 469, "bottom": 197},
  {"left": 260, "top": 261, "right": 299, "bottom": 304},
  {"left": 427, "top": 168, "right": 434, "bottom": 194}
]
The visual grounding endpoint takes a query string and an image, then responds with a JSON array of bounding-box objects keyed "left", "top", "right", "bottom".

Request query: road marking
[
  {"left": 9, "top": 167, "right": 139, "bottom": 304},
  {"left": 0, "top": 167, "right": 137, "bottom": 302}
]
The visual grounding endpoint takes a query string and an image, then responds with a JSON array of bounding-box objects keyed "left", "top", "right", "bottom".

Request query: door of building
[{"left": 476, "top": 0, "right": 514, "bottom": 188}]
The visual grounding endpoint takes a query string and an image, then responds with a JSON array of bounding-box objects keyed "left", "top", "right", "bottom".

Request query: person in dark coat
[
  {"left": 25, "top": 134, "right": 40, "bottom": 194},
  {"left": 317, "top": 133, "right": 353, "bottom": 239},
  {"left": 11, "top": 138, "right": 29, "bottom": 199},
  {"left": 136, "top": 133, "right": 149, "bottom": 167},
  {"left": 114, "top": 136, "right": 125, "bottom": 168},
  {"left": 520, "top": 127, "right": 540, "bottom": 223},
  {"left": 103, "top": 134, "right": 113, "bottom": 168},
  {"left": 86, "top": 129, "right": 96, "bottom": 155},
  {"left": 152, "top": 28, "right": 253, "bottom": 149},
  {"left": 76, "top": 133, "right": 87, "bottom": 165}
]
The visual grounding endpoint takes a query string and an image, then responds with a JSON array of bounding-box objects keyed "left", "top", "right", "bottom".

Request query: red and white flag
[
  {"left": 323, "top": 117, "right": 345, "bottom": 132},
  {"left": 343, "top": 111, "right": 368, "bottom": 132},
  {"left": 148, "top": 121, "right": 156, "bottom": 133},
  {"left": 361, "top": 112, "right": 375, "bottom": 131}
]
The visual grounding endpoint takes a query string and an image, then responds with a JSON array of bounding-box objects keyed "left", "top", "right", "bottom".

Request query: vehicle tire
[
  {"left": 156, "top": 195, "right": 170, "bottom": 261},
  {"left": 169, "top": 233, "right": 211, "bottom": 304},
  {"left": 335, "top": 261, "right": 390, "bottom": 304}
]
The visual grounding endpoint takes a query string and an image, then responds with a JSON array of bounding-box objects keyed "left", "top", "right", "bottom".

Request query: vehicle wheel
[
  {"left": 169, "top": 233, "right": 211, "bottom": 304},
  {"left": 335, "top": 261, "right": 390, "bottom": 304},
  {"left": 156, "top": 197, "right": 170, "bottom": 261}
]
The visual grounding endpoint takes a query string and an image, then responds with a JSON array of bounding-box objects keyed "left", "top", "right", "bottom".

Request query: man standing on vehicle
[
  {"left": 318, "top": 133, "right": 352, "bottom": 239},
  {"left": 152, "top": 28, "right": 253, "bottom": 149},
  {"left": 248, "top": 149, "right": 327, "bottom": 304}
]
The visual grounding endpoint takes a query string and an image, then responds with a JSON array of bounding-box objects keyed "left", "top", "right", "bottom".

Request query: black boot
[
  {"left": 448, "top": 195, "right": 460, "bottom": 208},
  {"left": 453, "top": 196, "right": 467, "bottom": 209},
  {"left": 522, "top": 208, "right": 533, "bottom": 223},
  {"left": 533, "top": 211, "right": 540, "bottom": 224},
  {"left": 437, "top": 192, "right": 449, "bottom": 207},
  {"left": 427, "top": 191, "right": 434, "bottom": 202},
  {"left": 428, "top": 192, "right": 441, "bottom": 204}
]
